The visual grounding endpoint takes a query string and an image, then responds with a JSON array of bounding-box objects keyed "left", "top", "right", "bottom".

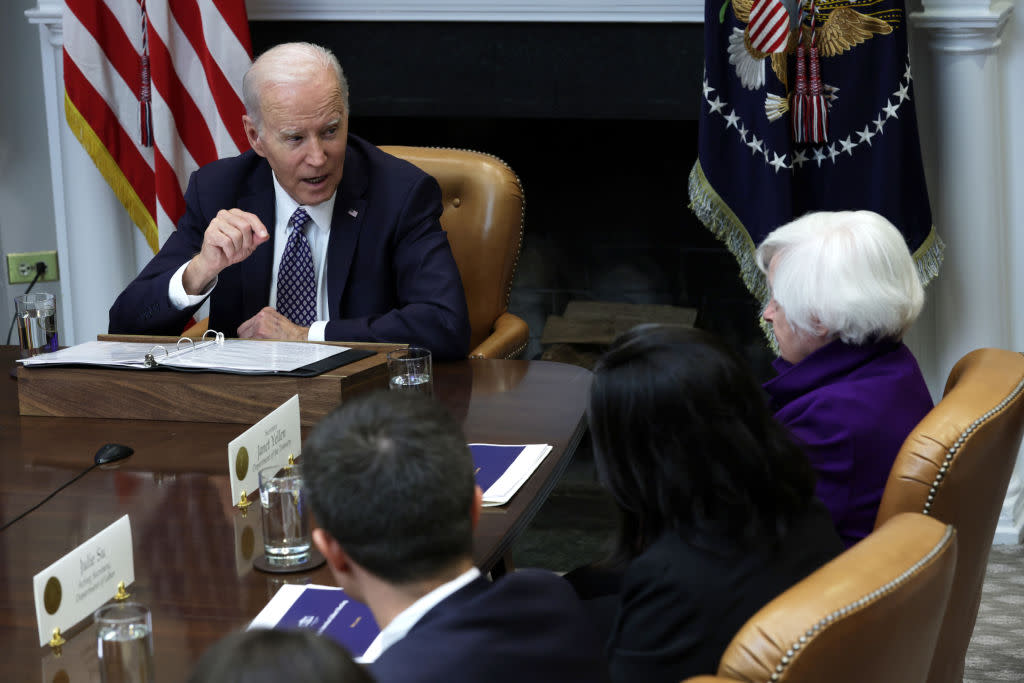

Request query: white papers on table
[
  {"left": 469, "top": 443, "right": 553, "bottom": 507},
  {"left": 17, "top": 339, "right": 347, "bottom": 374}
]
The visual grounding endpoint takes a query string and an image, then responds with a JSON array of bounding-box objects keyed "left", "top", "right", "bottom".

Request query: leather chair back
[
  {"left": 380, "top": 146, "right": 527, "bottom": 358},
  {"left": 685, "top": 513, "right": 957, "bottom": 683},
  {"left": 873, "top": 348, "right": 1024, "bottom": 683}
]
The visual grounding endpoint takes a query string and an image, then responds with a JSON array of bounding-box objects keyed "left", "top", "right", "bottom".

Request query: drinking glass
[
  {"left": 258, "top": 464, "right": 312, "bottom": 567},
  {"left": 95, "top": 602, "right": 154, "bottom": 683},
  {"left": 386, "top": 346, "right": 433, "bottom": 395},
  {"left": 14, "top": 292, "right": 58, "bottom": 357}
]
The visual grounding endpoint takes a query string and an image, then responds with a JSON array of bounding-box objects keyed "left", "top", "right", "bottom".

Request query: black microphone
[{"left": 0, "top": 443, "right": 133, "bottom": 532}]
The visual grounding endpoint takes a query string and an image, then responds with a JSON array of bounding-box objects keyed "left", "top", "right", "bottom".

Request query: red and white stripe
[
  {"left": 747, "top": 0, "right": 791, "bottom": 54},
  {"left": 63, "top": 0, "right": 251, "bottom": 253}
]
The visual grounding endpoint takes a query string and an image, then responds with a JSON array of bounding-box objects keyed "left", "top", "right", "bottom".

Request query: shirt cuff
[
  {"left": 307, "top": 320, "right": 327, "bottom": 341},
  {"left": 168, "top": 261, "right": 217, "bottom": 310}
]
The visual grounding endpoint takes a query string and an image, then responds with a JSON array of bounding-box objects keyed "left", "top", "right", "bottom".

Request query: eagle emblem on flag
[{"left": 689, "top": 0, "right": 943, "bottom": 312}]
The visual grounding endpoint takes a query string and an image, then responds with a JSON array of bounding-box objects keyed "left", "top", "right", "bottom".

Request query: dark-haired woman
[{"left": 580, "top": 324, "right": 843, "bottom": 682}]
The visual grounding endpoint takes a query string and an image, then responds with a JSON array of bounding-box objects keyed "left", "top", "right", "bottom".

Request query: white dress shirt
[
  {"left": 168, "top": 172, "right": 337, "bottom": 341},
  {"left": 358, "top": 567, "right": 482, "bottom": 664}
]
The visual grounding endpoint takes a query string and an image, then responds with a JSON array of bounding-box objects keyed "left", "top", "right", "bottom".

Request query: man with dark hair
[{"left": 303, "top": 391, "right": 609, "bottom": 682}]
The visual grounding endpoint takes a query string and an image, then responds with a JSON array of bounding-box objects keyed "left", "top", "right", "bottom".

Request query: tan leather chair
[
  {"left": 684, "top": 513, "right": 957, "bottom": 683},
  {"left": 872, "top": 348, "right": 1024, "bottom": 683},
  {"left": 380, "top": 146, "right": 528, "bottom": 359},
  {"left": 186, "top": 146, "right": 529, "bottom": 358}
]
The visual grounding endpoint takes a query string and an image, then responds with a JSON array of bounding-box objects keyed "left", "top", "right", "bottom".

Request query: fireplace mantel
[{"left": 245, "top": 0, "right": 703, "bottom": 23}]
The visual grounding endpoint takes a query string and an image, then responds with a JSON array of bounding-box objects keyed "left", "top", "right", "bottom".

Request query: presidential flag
[
  {"left": 63, "top": 0, "right": 252, "bottom": 253},
  {"left": 689, "top": 0, "right": 943, "bottom": 304}
]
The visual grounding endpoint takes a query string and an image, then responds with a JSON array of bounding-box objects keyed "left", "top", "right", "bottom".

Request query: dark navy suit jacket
[
  {"left": 370, "top": 570, "right": 610, "bottom": 683},
  {"left": 108, "top": 135, "right": 470, "bottom": 360},
  {"left": 605, "top": 501, "right": 842, "bottom": 683}
]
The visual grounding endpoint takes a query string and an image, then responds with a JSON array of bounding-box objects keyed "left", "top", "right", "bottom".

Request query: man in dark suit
[
  {"left": 302, "top": 391, "right": 609, "bottom": 683},
  {"left": 108, "top": 43, "right": 470, "bottom": 360}
]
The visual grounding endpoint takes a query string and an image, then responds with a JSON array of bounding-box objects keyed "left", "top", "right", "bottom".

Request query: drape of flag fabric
[
  {"left": 63, "top": 0, "right": 252, "bottom": 254},
  {"left": 689, "top": 0, "right": 943, "bottom": 305}
]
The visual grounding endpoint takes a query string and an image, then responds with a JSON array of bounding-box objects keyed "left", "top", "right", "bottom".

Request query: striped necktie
[{"left": 275, "top": 207, "right": 316, "bottom": 326}]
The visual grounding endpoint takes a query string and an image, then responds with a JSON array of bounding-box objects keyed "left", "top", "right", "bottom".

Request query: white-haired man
[{"left": 110, "top": 42, "right": 470, "bottom": 360}]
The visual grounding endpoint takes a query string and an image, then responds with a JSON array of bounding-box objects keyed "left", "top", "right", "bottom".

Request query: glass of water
[
  {"left": 258, "top": 464, "right": 312, "bottom": 567},
  {"left": 387, "top": 347, "right": 433, "bottom": 395},
  {"left": 95, "top": 602, "right": 154, "bottom": 683},
  {"left": 14, "top": 292, "right": 58, "bottom": 357}
]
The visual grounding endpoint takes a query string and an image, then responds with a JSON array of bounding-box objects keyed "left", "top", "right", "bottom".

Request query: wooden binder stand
[{"left": 16, "top": 335, "right": 400, "bottom": 426}]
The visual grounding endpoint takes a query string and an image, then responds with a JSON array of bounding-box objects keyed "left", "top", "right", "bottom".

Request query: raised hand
[{"left": 182, "top": 209, "right": 270, "bottom": 294}]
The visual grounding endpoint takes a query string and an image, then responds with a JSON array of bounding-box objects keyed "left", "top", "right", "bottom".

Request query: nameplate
[
  {"left": 228, "top": 394, "right": 302, "bottom": 505},
  {"left": 32, "top": 515, "right": 134, "bottom": 646}
]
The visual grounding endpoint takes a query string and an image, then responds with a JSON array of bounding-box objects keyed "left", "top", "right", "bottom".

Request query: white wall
[{"left": 0, "top": 0, "right": 58, "bottom": 344}]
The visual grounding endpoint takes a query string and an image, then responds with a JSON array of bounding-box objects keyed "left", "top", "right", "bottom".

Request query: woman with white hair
[{"left": 756, "top": 210, "right": 933, "bottom": 547}]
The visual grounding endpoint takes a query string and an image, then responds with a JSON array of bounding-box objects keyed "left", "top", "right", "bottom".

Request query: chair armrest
[
  {"left": 469, "top": 312, "right": 529, "bottom": 359},
  {"left": 182, "top": 317, "right": 210, "bottom": 338}
]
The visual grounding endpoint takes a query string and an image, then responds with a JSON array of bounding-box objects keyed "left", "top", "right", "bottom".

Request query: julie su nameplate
[{"left": 32, "top": 515, "right": 135, "bottom": 646}]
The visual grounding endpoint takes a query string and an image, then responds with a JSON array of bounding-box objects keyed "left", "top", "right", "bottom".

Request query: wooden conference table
[{"left": 0, "top": 346, "right": 592, "bottom": 681}]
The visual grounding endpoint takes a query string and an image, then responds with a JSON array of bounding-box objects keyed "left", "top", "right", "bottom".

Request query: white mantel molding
[
  {"left": 911, "top": 3, "right": 1013, "bottom": 54},
  {"left": 24, "top": 5, "right": 61, "bottom": 39},
  {"left": 243, "top": 0, "right": 705, "bottom": 23},
  {"left": 32, "top": 0, "right": 707, "bottom": 27}
]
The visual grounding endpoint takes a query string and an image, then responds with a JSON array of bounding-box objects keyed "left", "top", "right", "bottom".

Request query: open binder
[{"left": 17, "top": 330, "right": 374, "bottom": 377}]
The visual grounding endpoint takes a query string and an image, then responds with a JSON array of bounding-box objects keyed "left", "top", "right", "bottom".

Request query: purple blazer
[{"left": 764, "top": 339, "right": 933, "bottom": 546}]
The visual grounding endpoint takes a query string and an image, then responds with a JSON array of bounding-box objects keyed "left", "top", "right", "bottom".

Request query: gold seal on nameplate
[
  {"left": 235, "top": 447, "right": 250, "bottom": 481},
  {"left": 52, "top": 670, "right": 70, "bottom": 683},
  {"left": 43, "top": 576, "right": 62, "bottom": 615}
]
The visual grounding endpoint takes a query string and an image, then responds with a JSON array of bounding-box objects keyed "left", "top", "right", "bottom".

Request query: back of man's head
[{"left": 302, "top": 391, "right": 476, "bottom": 585}]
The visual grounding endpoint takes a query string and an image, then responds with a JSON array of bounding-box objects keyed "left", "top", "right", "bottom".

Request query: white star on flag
[{"left": 769, "top": 153, "right": 788, "bottom": 173}]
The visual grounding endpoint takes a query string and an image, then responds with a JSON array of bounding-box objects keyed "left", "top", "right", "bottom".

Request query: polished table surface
[{"left": 0, "top": 346, "right": 591, "bottom": 681}]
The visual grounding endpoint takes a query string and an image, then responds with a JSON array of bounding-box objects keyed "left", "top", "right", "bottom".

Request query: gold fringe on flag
[
  {"left": 688, "top": 159, "right": 770, "bottom": 304},
  {"left": 64, "top": 93, "right": 159, "bottom": 254},
  {"left": 687, "top": 158, "right": 945, "bottom": 304},
  {"left": 688, "top": 158, "right": 945, "bottom": 349}
]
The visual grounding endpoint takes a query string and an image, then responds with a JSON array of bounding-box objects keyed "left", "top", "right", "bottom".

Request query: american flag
[{"left": 62, "top": 0, "right": 252, "bottom": 253}]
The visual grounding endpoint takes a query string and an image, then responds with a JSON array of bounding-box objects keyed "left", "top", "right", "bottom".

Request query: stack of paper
[
  {"left": 17, "top": 339, "right": 350, "bottom": 375},
  {"left": 469, "top": 443, "right": 553, "bottom": 507}
]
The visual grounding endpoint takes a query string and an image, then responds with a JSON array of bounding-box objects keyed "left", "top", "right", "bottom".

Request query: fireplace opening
[{"left": 353, "top": 115, "right": 775, "bottom": 378}]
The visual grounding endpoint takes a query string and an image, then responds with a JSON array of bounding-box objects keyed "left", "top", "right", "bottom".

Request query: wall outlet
[{"left": 6, "top": 251, "right": 60, "bottom": 284}]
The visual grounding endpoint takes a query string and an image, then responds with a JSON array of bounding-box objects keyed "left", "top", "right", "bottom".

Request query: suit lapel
[
  {"left": 238, "top": 160, "right": 276, "bottom": 317},
  {"left": 326, "top": 139, "right": 370, "bottom": 316}
]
